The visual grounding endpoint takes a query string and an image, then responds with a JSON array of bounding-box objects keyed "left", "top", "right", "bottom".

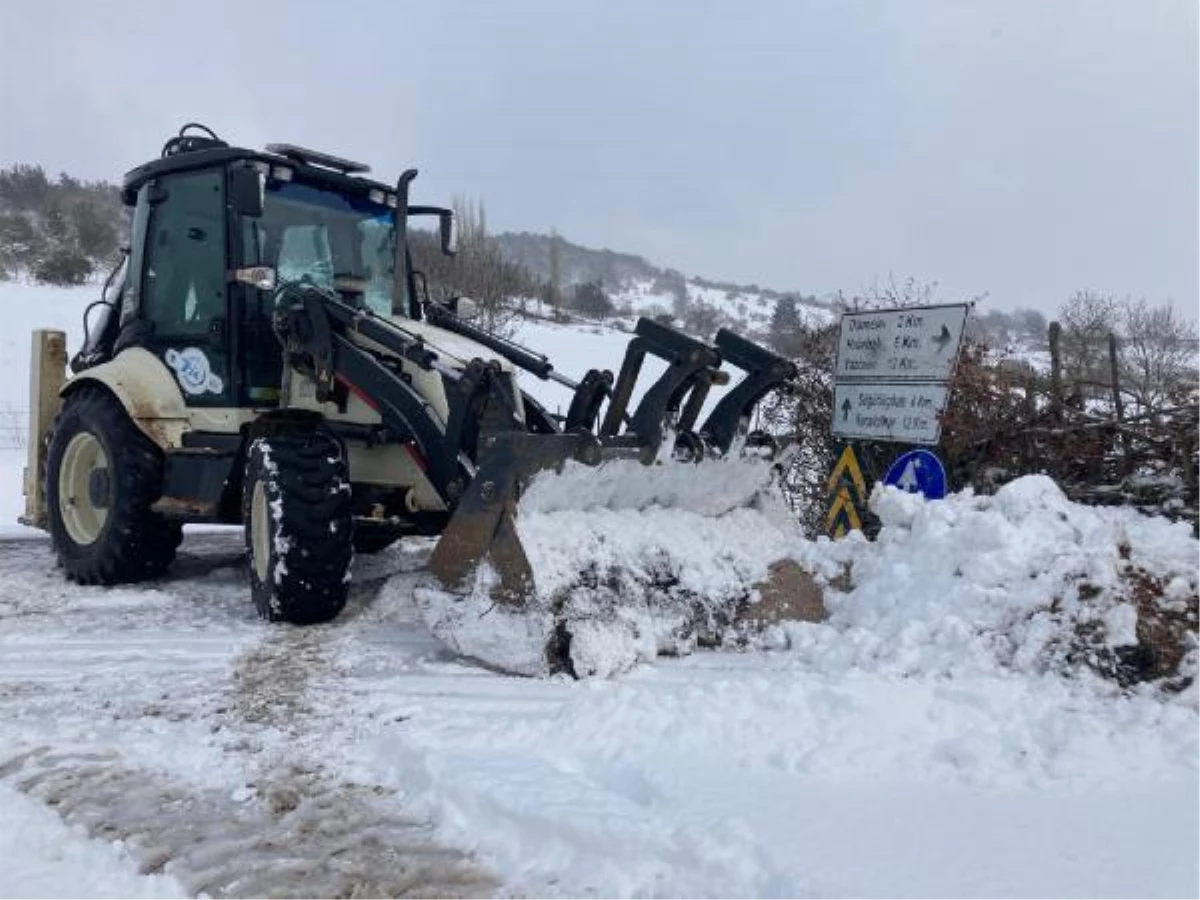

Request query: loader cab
[
  {"left": 238, "top": 175, "right": 402, "bottom": 403},
  {"left": 115, "top": 137, "right": 439, "bottom": 409}
]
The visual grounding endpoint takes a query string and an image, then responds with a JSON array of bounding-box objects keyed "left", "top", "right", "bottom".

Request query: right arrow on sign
[{"left": 932, "top": 323, "right": 952, "bottom": 353}]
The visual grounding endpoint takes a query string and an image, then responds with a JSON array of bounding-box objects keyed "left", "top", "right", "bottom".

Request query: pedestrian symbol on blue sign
[{"left": 883, "top": 449, "right": 948, "bottom": 500}]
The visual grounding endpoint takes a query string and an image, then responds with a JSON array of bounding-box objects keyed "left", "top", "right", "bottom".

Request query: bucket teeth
[{"left": 427, "top": 431, "right": 617, "bottom": 601}]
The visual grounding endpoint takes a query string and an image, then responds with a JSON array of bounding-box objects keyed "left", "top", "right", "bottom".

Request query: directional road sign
[
  {"left": 834, "top": 304, "right": 969, "bottom": 383},
  {"left": 831, "top": 382, "right": 949, "bottom": 445},
  {"left": 883, "top": 448, "right": 948, "bottom": 499}
]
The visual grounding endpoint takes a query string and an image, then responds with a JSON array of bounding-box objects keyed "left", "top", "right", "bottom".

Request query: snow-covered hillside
[
  {"left": 494, "top": 230, "right": 835, "bottom": 341},
  {"left": 0, "top": 282, "right": 1196, "bottom": 898},
  {"left": 606, "top": 276, "right": 833, "bottom": 340}
]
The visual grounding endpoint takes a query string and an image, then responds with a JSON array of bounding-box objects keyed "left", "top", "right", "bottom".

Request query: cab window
[{"left": 142, "top": 170, "right": 227, "bottom": 336}]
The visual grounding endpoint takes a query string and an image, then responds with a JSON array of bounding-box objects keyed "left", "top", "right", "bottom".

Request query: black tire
[
  {"left": 45, "top": 386, "right": 182, "bottom": 584},
  {"left": 242, "top": 428, "right": 353, "bottom": 624},
  {"left": 352, "top": 525, "right": 403, "bottom": 555}
]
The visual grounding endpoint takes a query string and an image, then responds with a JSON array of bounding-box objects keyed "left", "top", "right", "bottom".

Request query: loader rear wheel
[
  {"left": 45, "top": 386, "right": 182, "bottom": 584},
  {"left": 242, "top": 429, "right": 353, "bottom": 625}
]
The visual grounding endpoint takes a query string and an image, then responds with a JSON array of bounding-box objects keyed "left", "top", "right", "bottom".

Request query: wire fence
[{"left": 0, "top": 406, "right": 28, "bottom": 450}]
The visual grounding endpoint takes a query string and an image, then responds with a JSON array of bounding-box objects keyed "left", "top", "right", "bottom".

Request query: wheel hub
[
  {"left": 58, "top": 432, "right": 110, "bottom": 546},
  {"left": 88, "top": 467, "right": 112, "bottom": 510}
]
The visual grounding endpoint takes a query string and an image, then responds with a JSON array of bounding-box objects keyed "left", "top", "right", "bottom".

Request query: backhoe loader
[{"left": 22, "top": 124, "right": 817, "bottom": 676}]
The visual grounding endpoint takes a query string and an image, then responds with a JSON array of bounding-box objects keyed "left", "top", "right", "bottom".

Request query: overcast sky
[{"left": 1, "top": 0, "right": 1195, "bottom": 319}]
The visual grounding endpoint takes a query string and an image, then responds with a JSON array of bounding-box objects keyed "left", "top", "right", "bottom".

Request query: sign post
[{"left": 826, "top": 303, "right": 969, "bottom": 536}]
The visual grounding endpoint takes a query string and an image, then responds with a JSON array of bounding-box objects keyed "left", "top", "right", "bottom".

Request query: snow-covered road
[
  {"left": 0, "top": 533, "right": 496, "bottom": 898},
  {"left": 2, "top": 524, "right": 1196, "bottom": 898}
]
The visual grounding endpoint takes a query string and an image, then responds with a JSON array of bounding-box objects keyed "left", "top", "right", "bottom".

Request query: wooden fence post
[
  {"left": 1108, "top": 332, "right": 1132, "bottom": 467},
  {"left": 1048, "top": 321, "right": 1063, "bottom": 421}
]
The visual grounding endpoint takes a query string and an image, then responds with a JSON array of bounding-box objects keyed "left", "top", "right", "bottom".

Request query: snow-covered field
[{"left": 0, "top": 283, "right": 1196, "bottom": 898}]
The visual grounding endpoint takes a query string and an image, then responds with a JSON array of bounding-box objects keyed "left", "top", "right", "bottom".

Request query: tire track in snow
[
  {"left": 1, "top": 748, "right": 493, "bottom": 898},
  {"left": 0, "top": 534, "right": 498, "bottom": 898}
]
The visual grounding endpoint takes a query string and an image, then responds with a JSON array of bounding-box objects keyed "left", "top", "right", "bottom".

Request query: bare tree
[
  {"left": 1056, "top": 291, "right": 1119, "bottom": 402},
  {"left": 547, "top": 228, "right": 563, "bottom": 320},
  {"left": 682, "top": 301, "right": 721, "bottom": 338},
  {"left": 409, "top": 194, "right": 535, "bottom": 338},
  {"left": 833, "top": 274, "right": 939, "bottom": 311},
  {"left": 1117, "top": 299, "right": 1199, "bottom": 414},
  {"left": 757, "top": 320, "right": 839, "bottom": 535}
]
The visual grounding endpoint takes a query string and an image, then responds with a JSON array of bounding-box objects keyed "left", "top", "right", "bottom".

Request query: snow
[
  {"left": 0, "top": 452, "right": 31, "bottom": 537},
  {"left": 417, "top": 452, "right": 808, "bottom": 676},
  {"left": 350, "top": 656, "right": 1197, "bottom": 899},
  {"left": 0, "top": 280, "right": 1196, "bottom": 898},
  {"left": 0, "top": 283, "right": 87, "bottom": 538},
  {"left": 513, "top": 317, "right": 655, "bottom": 416},
  {"left": 0, "top": 781, "right": 187, "bottom": 899},
  {"left": 799, "top": 476, "right": 1199, "bottom": 684}
]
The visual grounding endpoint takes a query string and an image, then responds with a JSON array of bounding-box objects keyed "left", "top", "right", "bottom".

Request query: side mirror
[
  {"left": 439, "top": 210, "right": 457, "bottom": 257},
  {"left": 229, "top": 165, "right": 265, "bottom": 218},
  {"left": 451, "top": 296, "right": 477, "bottom": 318}
]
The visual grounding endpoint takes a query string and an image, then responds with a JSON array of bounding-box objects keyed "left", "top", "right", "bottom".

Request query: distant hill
[
  {"left": 494, "top": 232, "right": 659, "bottom": 290},
  {"left": 493, "top": 230, "right": 827, "bottom": 306},
  {"left": 493, "top": 230, "right": 833, "bottom": 339}
]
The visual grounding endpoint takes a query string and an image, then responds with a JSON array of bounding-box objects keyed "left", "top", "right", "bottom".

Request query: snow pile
[
  {"left": 418, "top": 470, "right": 1198, "bottom": 690},
  {"left": 784, "top": 475, "right": 1198, "bottom": 692},
  {"left": 416, "top": 455, "right": 816, "bottom": 678}
]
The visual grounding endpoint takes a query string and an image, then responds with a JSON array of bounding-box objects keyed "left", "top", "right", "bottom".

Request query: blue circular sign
[{"left": 883, "top": 449, "right": 948, "bottom": 500}]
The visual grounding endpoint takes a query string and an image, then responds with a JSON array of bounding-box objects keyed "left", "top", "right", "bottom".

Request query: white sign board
[
  {"left": 835, "top": 304, "right": 969, "bottom": 382},
  {"left": 832, "top": 383, "right": 950, "bottom": 445}
]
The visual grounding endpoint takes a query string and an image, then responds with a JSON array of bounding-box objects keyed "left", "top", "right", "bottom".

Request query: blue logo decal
[{"left": 165, "top": 347, "right": 224, "bottom": 396}]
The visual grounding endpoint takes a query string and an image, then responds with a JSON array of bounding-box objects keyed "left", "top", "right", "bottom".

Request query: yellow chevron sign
[
  {"left": 826, "top": 444, "right": 868, "bottom": 539},
  {"left": 826, "top": 445, "right": 867, "bottom": 500},
  {"left": 826, "top": 485, "right": 862, "bottom": 538}
]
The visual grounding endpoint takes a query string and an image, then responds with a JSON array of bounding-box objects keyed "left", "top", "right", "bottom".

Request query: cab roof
[{"left": 120, "top": 143, "right": 400, "bottom": 206}]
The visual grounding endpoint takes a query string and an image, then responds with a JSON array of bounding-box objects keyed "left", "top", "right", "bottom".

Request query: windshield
[{"left": 243, "top": 181, "right": 399, "bottom": 317}]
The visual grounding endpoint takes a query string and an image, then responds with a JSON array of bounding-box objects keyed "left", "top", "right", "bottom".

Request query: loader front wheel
[
  {"left": 45, "top": 386, "right": 182, "bottom": 584},
  {"left": 243, "top": 429, "right": 353, "bottom": 625}
]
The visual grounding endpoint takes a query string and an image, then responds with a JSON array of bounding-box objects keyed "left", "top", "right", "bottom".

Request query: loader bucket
[
  {"left": 420, "top": 430, "right": 825, "bottom": 678},
  {"left": 428, "top": 431, "right": 621, "bottom": 603}
]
